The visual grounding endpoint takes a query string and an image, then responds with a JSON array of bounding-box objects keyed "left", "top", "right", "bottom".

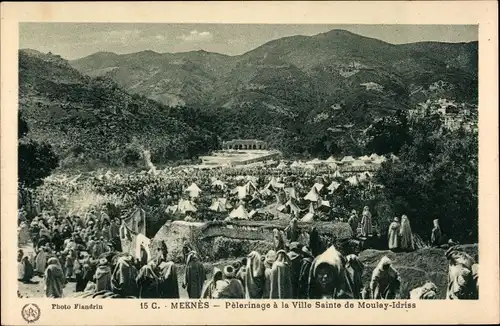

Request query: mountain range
[
  {"left": 20, "top": 29, "right": 478, "bottom": 165},
  {"left": 71, "top": 29, "right": 477, "bottom": 111}
]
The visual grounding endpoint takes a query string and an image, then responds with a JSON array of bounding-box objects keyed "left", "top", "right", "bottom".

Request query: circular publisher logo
[{"left": 21, "top": 303, "right": 41, "bottom": 324}]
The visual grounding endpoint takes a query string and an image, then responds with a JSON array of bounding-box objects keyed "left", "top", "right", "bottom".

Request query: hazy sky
[{"left": 19, "top": 23, "right": 478, "bottom": 60}]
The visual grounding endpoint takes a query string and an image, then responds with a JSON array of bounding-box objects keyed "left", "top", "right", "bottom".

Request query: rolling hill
[
  {"left": 71, "top": 29, "right": 478, "bottom": 111},
  {"left": 21, "top": 29, "right": 478, "bottom": 162},
  {"left": 19, "top": 49, "right": 218, "bottom": 167}
]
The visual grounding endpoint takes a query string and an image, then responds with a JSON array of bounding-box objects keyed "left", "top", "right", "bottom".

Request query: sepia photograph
[
  {"left": 1, "top": 1, "right": 498, "bottom": 325},
  {"left": 16, "top": 22, "right": 479, "bottom": 301}
]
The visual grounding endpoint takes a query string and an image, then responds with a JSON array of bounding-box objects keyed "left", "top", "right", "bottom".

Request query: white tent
[
  {"left": 264, "top": 176, "right": 285, "bottom": 192},
  {"left": 246, "top": 181, "right": 258, "bottom": 193},
  {"left": 235, "top": 186, "right": 248, "bottom": 199},
  {"left": 319, "top": 200, "right": 331, "bottom": 208},
  {"left": 333, "top": 170, "right": 343, "bottom": 179},
  {"left": 277, "top": 199, "right": 301, "bottom": 216},
  {"left": 346, "top": 175, "right": 360, "bottom": 186},
  {"left": 303, "top": 164, "right": 315, "bottom": 170},
  {"left": 326, "top": 156, "right": 337, "bottom": 163},
  {"left": 276, "top": 161, "right": 287, "bottom": 169},
  {"left": 290, "top": 161, "right": 301, "bottom": 168},
  {"left": 178, "top": 199, "right": 197, "bottom": 214},
  {"left": 284, "top": 187, "right": 298, "bottom": 199},
  {"left": 104, "top": 170, "right": 113, "bottom": 180},
  {"left": 165, "top": 205, "right": 179, "bottom": 214},
  {"left": 211, "top": 179, "right": 226, "bottom": 190},
  {"left": 313, "top": 183, "right": 324, "bottom": 192},
  {"left": 373, "top": 156, "right": 387, "bottom": 165},
  {"left": 245, "top": 175, "right": 259, "bottom": 184},
  {"left": 229, "top": 205, "right": 249, "bottom": 220},
  {"left": 328, "top": 163, "right": 338, "bottom": 171},
  {"left": 352, "top": 160, "right": 367, "bottom": 167},
  {"left": 307, "top": 158, "right": 323, "bottom": 165},
  {"left": 304, "top": 186, "right": 320, "bottom": 202},
  {"left": 327, "top": 181, "right": 341, "bottom": 193},
  {"left": 301, "top": 203, "right": 316, "bottom": 222},
  {"left": 185, "top": 183, "right": 202, "bottom": 198},
  {"left": 209, "top": 198, "right": 228, "bottom": 212},
  {"left": 359, "top": 155, "right": 371, "bottom": 161},
  {"left": 369, "top": 153, "right": 380, "bottom": 161},
  {"left": 341, "top": 156, "right": 355, "bottom": 163}
]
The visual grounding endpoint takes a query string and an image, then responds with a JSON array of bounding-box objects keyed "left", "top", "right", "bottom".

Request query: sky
[{"left": 19, "top": 23, "right": 478, "bottom": 60}]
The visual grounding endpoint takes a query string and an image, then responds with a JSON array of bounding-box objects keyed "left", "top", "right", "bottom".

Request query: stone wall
[{"left": 151, "top": 220, "right": 353, "bottom": 263}]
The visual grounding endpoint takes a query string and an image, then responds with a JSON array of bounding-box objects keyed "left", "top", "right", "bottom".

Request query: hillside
[
  {"left": 71, "top": 29, "right": 478, "bottom": 110},
  {"left": 68, "top": 30, "right": 478, "bottom": 156},
  {"left": 19, "top": 49, "right": 218, "bottom": 167}
]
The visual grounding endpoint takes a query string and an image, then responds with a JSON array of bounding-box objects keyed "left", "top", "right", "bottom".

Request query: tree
[
  {"left": 364, "top": 110, "right": 410, "bottom": 155},
  {"left": 18, "top": 113, "right": 59, "bottom": 188},
  {"left": 375, "top": 111, "right": 478, "bottom": 243}
]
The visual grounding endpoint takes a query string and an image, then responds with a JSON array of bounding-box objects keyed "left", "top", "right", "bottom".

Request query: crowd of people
[{"left": 17, "top": 207, "right": 478, "bottom": 300}]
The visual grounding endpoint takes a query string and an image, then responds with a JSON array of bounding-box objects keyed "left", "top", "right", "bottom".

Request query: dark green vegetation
[
  {"left": 19, "top": 50, "right": 218, "bottom": 169},
  {"left": 19, "top": 30, "right": 478, "bottom": 243},
  {"left": 18, "top": 113, "right": 59, "bottom": 188},
  {"left": 69, "top": 30, "right": 477, "bottom": 157}
]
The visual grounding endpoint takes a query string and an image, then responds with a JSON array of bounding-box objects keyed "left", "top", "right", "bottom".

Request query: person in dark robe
[
  {"left": 342, "top": 254, "right": 364, "bottom": 299},
  {"left": 297, "top": 246, "right": 314, "bottom": 299},
  {"left": 307, "top": 246, "right": 346, "bottom": 299},
  {"left": 111, "top": 255, "right": 139, "bottom": 297},
  {"left": 262, "top": 250, "right": 276, "bottom": 299},
  {"left": 212, "top": 265, "right": 245, "bottom": 299},
  {"left": 347, "top": 213, "right": 358, "bottom": 238},
  {"left": 287, "top": 242, "right": 303, "bottom": 298},
  {"left": 158, "top": 260, "right": 180, "bottom": 299},
  {"left": 431, "top": 219, "right": 442, "bottom": 247},
  {"left": 201, "top": 267, "right": 223, "bottom": 299},
  {"left": 182, "top": 239, "right": 194, "bottom": 263},
  {"left": 136, "top": 262, "right": 160, "bottom": 298},
  {"left": 139, "top": 244, "right": 148, "bottom": 267},
  {"left": 51, "top": 229, "right": 64, "bottom": 252},
  {"left": 286, "top": 218, "right": 299, "bottom": 242},
  {"left": 269, "top": 250, "right": 293, "bottom": 299},
  {"left": 272, "top": 229, "right": 285, "bottom": 252},
  {"left": 18, "top": 249, "right": 34, "bottom": 283},
  {"left": 109, "top": 218, "right": 122, "bottom": 251},
  {"left": 236, "top": 258, "right": 247, "bottom": 283},
  {"left": 183, "top": 251, "right": 206, "bottom": 299},
  {"left": 94, "top": 258, "right": 112, "bottom": 292},
  {"left": 309, "top": 226, "right": 323, "bottom": 257},
  {"left": 44, "top": 257, "right": 66, "bottom": 298},
  {"left": 243, "top": 251, "right": 265, "bottom": 299},
  {"left": 369, "top": 256, "right": 401, "bottom": 299}
]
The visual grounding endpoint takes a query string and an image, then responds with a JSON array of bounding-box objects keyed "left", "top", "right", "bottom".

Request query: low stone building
[{"left": 222, "top": 139, "right": 268, "bottom": 150}]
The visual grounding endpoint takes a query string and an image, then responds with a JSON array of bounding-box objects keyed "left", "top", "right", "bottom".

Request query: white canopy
[
  {"left": 346, "top": 175, "right": 360, "bottom": 186},
  {"left": 209, "top": 198, "right": 228, "bottom": 212},
  {"left": 211, "top": 179, "right": 226, "bottom": 189},
  {"left": 301, "top": 204, "right": 316, "bottom": 222},
  {"left": 333, "top": 170, "right": 343, "bottom": 179},
  {"left": 328, "top": 163, "right": 338, "bottom": 170},
  {"left": 276, "top": 162, "right": 288, "bottom": 169},
  {"left": 178, "top": 199, "right": 197, "bottom": 214},
  {"left": 341, "top": 156, "right": 355, "bottom": 163},
  {"left": 358, "top": 155, "right": 371, "bottom": 161},
  {"left": 185, "top": 183, "right": 202, "bottom": 198},
  {"left": 290, "top": 161, "right": 301, "bottom": 168},
  {"left": 327, "top": 181, "right": 341, "bottom": 193},
  {"left": 304, "top": 186, "right": 320, "bottom": 202},
  {"left": 326, "top": 156, "right": 337, "bottom": 163},
  {"left": 352, "top": 160, "right": 367, "bottom": 167},
  {"left": 229, "top": 205, "right": 249, "bottom": 220},
  {"left": 313, "top": 183, "right": 324, "bottom": 192},
  {"left": 284, "top": 187, "right": 298, "bottom": 199}
]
